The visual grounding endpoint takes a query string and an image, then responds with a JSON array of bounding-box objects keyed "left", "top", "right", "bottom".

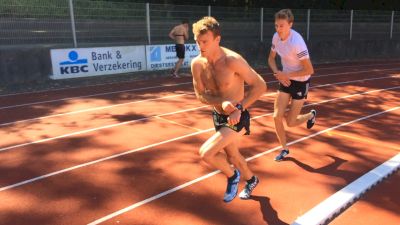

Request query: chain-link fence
[
  {"left": 149, "top": 4, "right": 208, "bottom": 44},
  {"left": 1, "top": 0, "right": 399, "bottom": 48},
  {"left": 73, "top": 1, "right": 147, "bottom": 47},
  {"left": 308, "top": 9, "right": 351, "bottom": 41},
  {"left": 395, "top": 11, "right": 400, "bottom": 39},
  {"left": 0, "top": 0, "right": 72, "bottom": 47}
]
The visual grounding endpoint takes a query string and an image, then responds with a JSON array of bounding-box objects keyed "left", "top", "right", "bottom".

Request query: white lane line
[
  {"left": 154, "top": 116, "right": 203, "bottom": 131},
  {"left": 310, "top": 68, "right": 399, "bottom": 80},
  {"left": 3, "top": 71, "right": 399, "bottom": 128},
  {"left": 0, "top": 77, "right": 398, "bottom": 153},
  {"left": 0, "top": 93, "right": 189, "bottom": 127},
  {"left": 0, "top": 62, "right": 400, "bottom": 98},
  {"left": 313, "top": 61, "right": 400, "bottom": 71},
  {"left": 292, "top": 153, "right": 400, "bottom": 225},
  {"left": 312, "top": 74, "right": 400, "bottom": 88},
  {"left": 305, "top": 86, "right": 399, "bottom": 108},
  {"left": 0, "top": 90, "right": 398, "bottom": 193},
  {"left": 87, "top": 106, "right": 400, "bottom": 225},
  {"left": 1, "top": 67, "right": 399, "bottom": 110},
  {"left": 1, "top": 72, "right": 398, "bottom": 128},
  {"left": 0, "top": 128, "right": 213, "bottom": 193},
  {"left": 1, "top": 61, "right": 398, "bottom": 98},
  {"left": 0, "top": 80, "right": 190, "bottom": 98},
  {"left": 251, "top": 86, "right": 399, "bottom": 120},
  {"left": 0, "top": 82, "right": 192, "bottom": 110},
  {"left": 0, "top": 105, "right": 208, "bottom": 153}
]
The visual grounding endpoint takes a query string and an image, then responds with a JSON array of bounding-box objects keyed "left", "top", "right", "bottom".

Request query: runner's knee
[{"left": 199, "top": 144, "right": 214, "bottom": 160}]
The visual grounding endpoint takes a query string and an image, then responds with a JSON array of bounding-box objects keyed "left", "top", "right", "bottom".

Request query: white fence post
[
  {"left": 260, "top": 8, "right": 264, "bottom": 42},
  {"left": 68, "top": 0, "right": 77, "bottom": 47},
  {"left": 307, "top": 9, "right": 311, "bottom": 41},
  {"left": 146, "top": 3, "right": 151, "bottom": 44},
  {"left": 350, "top": 10, "right": 353, "bottom": 40},
  {"left": 390, "top": 11, "right": 394, "bottom": 39}
]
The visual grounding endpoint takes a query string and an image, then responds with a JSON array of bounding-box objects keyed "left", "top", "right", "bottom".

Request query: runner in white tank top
[{"left": 267, "top": 9, "right": 317, "bottom": 161}]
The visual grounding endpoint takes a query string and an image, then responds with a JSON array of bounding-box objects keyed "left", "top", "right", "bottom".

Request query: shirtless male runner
[
  {"left": 169, "top": 20, "right": 189, "bottom": 78},
  {"left": 191, "top": 16, "right": 266, "bottom": 202}
]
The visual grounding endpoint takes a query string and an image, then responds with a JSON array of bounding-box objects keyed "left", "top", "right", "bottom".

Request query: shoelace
[
  {"left": 246, "top": 180, "right": 258, "bottom": 191},
  {"left": 311, "top": 111, "right": 316, "bottom": 122},
  {"left": 279, "top": 150, "right": 288, "bottom": 157},
  {"left": 226, "top": 177, "right": 239, "bottom": 193}
]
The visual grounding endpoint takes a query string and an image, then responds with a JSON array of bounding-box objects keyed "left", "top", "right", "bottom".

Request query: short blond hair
[
  {"left": 275, "top": 9, "right": 294, "bottom": 23},
  {"left": 192, "top": 16, "right": 220, "bottom": 38}
]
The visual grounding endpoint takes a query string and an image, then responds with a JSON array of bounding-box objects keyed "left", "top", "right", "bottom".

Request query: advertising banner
[
  {"left": 146, "top": 43, "right": 199, "bottom": 71},
  {"left": 51, "top": 46, "right": 146, "bottom": 79}
]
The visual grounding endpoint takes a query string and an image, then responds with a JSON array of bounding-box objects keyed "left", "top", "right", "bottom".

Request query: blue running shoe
[
  {"left": 275, "top": 149, "right": 289, "bottom": 161},
  {"left": 223, "top": 169, "right": 240, "bottom": 203}
]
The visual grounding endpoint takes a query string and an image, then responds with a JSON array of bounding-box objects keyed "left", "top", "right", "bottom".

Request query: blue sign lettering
[
  {"left": 165, "top": 46, "right": 175, "bottom": 52},
  {"left": 59, "top": 51, "right": 89, "bottom": 74}
]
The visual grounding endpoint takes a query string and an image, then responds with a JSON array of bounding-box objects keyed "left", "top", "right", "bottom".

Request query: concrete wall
[
  {"left": 0, "top": 47, "right": 52, "bottom": 85},
  {"left": 308, "top": 40, "right": 400, "bottom": 63},
  {"left": 1, "top": 39, "right": 399, "bottom": 86}
]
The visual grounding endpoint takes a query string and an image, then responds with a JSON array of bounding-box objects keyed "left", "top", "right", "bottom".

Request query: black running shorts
[
  {"left": 175, "top": 44, "right": 185, "bottom": 59},
  {"left": 279, "top": 79, "right": 310, "bottom": 100},
  {"left": 212, "top": 109, "right": 250, "bottom": 135}
]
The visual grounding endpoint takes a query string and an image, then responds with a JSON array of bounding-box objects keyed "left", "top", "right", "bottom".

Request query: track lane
[
  {"left": 0, "top": 64, "right": 399, "bottom": 225},
  {"left": 0, "top": 78, "right": 398, "bottom": 189},
  {"left": 0, "top": 88, "right": 398, "bottom": 224},
  {"left": 1, "top": 72, "right": 398, "bottom": 151}
]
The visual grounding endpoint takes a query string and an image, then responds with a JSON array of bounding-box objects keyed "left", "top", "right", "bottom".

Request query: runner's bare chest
[{"left": 201, "top": 62, "right": 235, "bottom": 95}]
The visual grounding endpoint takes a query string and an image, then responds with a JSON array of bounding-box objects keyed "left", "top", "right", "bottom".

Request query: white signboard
[
  {"left": 146, "top": 43, "right": 199, "bottom": 71},
  {"left": 50, "top": 46, "right": 146, "bottom": 79}
]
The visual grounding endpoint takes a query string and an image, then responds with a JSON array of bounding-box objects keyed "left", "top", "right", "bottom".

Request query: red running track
[{"left": 0, "top": 61, "right": 399, "bottom": 225}]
